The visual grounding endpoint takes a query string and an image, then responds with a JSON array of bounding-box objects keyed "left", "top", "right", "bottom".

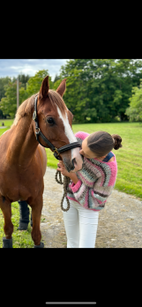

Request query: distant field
[
  {"left": 0, "top": 119, "right": 14, "bottom": 137},
  {"left": 0, "top": 120, "right": 142, "bottom": 200}
]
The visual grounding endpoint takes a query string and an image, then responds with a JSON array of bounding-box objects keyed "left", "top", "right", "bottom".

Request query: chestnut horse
[{"left": 0, "top": 76, "right": 83, "bottom": 248}]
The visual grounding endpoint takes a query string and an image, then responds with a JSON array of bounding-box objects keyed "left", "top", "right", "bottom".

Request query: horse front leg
[
  {"left": 0, "top": 195, "right": 13, "bottom": 248},
  {"left": 30, "top": 194, "right": 44, "bottom": 248}
]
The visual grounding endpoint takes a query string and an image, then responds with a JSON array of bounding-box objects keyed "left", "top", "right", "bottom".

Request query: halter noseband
[{"left": 33, "top": 95, "right": 81, "bottom": 160}]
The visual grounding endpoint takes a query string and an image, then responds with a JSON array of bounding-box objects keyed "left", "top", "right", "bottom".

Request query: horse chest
[{"left": 0, "top": 175, "right": 21, "bottom": 201}]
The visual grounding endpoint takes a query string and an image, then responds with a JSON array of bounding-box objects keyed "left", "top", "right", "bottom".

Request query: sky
[{"left": 0, "top": 59, "right": 68, "bottom": 81}]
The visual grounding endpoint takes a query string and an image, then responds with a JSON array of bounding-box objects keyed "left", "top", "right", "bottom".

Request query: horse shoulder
[{"left": 36, "top": 145, "right": 47, "bottom": 176}]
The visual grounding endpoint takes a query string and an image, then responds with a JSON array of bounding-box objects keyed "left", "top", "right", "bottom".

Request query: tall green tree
[
  {"left": 0, "top": 80, "right": 30, "bottom": 118},
  {"left": 0, "top": 77, "right": 12, "bottom": 118},
  {"left": 59, "top": 59, "right": 94, "bottom": 122},
  {"left": 0, "top": 77, "right": 11, "bottom": 101},
  {"left": 26, "top": 70, "right": 53, "bottom": 97},
  {"left": 59, "top": 59, "right": 142, "bottom": 123},
  {"left": 53, "top": 74, "right": 61, "bottom": 83},
  {"left": 0, "top": 81, "right": 18, "bottom": 118},
  {"left": 125, "top": 79, "right": 142, "bottom": 122}
]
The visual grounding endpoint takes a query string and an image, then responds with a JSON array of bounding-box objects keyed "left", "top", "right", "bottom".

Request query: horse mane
[
  {"left": 48, "top": 90, "right": 68, "bottom": 116},
  {"left": 12, "top": 93, "right": 37, "bottom": 127},
  {"left": 12, "top": 89, "right": 67, "bottom": 127}
]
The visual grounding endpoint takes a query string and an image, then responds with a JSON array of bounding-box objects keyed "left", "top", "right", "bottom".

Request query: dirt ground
[{"left": 41, "top": 167, "right": 142, "bottom": 248}]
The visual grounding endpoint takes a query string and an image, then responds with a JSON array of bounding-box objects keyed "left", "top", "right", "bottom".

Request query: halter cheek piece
[{"left": 33, "top": 95, "right": 81, "bottom": 160}]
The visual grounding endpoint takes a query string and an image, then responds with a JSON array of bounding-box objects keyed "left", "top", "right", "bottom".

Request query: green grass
[
  {"left": 0, "top": 120, "right": 141, "bottom": 247},
  {"left": 0, "top": 119, "right": 14, "bottom": 128}
]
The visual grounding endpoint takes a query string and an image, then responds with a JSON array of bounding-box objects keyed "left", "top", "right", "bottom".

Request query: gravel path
[{"left": 41, "top": 167, "right": 142, "bottom": 248}]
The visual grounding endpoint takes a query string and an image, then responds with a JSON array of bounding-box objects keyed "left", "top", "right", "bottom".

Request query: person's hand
[
  {"left": 57, "top": 161, "right": 70, "bottom": 177},
  {"left": 57, "top": 161, "right": 79, "bottom": 184}
]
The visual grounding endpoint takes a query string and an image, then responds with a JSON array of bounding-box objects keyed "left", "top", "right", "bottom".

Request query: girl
[{"left": 57, "top": 130, "right": 122, "bottom": 248}]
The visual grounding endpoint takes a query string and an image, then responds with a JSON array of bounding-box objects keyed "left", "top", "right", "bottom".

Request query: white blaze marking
[
  {"left": 56, "top": 106, "right": 76, "bottom": 144},
  {"left": 56, "top": 106, "right": 83, "bottom": 171}
]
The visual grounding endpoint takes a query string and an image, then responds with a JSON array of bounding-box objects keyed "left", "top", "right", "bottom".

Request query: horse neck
[{"left": 8, "top": 115, "right": 38, "bottom": 167}]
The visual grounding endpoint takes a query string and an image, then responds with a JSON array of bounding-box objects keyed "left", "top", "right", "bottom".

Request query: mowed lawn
[{"left": 0, "top": 120, "right": 141, "bottom": 247}]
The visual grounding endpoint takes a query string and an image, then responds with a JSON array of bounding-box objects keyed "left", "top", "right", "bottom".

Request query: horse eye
[{"left": 47, "top": 117, "right": 55, "bottom": 125}]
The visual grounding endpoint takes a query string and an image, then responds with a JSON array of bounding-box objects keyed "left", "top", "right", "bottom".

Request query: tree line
[
  {"left": 0, "top": 74, "right": 30, "bottom": 118},
  {"left": 0, "top": 59, "right": 142, "bottom": 122}
]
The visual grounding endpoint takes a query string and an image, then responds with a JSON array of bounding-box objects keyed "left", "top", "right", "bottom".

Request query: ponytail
[
  {"left": 87, "top": 131, "right": 122, "bottom": 157},
  {"left": 111, "top": 134, "right": 122, "bottom": 150}
]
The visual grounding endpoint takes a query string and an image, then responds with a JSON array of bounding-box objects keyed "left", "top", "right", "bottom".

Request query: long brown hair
[{"left": 87, "top": 131, "right": 122, "bottom": 157}]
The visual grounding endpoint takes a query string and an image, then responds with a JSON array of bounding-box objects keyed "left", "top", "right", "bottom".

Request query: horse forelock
[{"left": 48, "top": 90, "right": 68, "bottom": 117}]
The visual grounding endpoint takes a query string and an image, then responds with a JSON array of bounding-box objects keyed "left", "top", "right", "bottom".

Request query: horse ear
[
  {"left": 56, "top": 78, "right": 67, "bottom": 97},
  {"left": 39, "top": 76, "right": 49, "bottom": 99}
]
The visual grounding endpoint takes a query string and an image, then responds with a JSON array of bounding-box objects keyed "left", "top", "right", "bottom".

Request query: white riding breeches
[{"left": 62, "top": 199, "right": 99, "bottom": 248}]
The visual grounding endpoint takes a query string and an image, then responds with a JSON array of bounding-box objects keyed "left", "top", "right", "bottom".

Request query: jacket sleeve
[{"left": 69, "top": 168, "right": 109, "bottom": 210}]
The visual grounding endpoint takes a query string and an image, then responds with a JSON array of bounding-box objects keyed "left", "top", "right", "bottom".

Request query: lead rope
[{"left": 55, "top": 170, "right": 70, "bottom": 212}]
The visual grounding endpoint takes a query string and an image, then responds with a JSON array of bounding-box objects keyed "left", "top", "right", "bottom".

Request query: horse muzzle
[{"left": 62, "top": 152, "right": 83, "bottom": 173}]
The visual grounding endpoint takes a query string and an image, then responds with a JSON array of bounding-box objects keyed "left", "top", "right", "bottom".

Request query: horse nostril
[
  {"left": 62, "top": 157, "right": 78, "bottom": 172},
  {"left": 72, "top": 158, "right": 77, "bottom": 169},
  {"left": 66, "top": 162, "right": 74, "bottom": 172}
]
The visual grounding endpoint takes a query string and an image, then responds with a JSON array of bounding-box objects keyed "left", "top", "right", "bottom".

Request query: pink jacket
[{"left": 67, "top": 131, "right": 117, "bottom": 211}]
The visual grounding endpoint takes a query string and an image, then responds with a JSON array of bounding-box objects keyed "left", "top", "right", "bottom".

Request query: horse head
[{"left": 33, "top": 76, "right": 83, "bottom": 172}]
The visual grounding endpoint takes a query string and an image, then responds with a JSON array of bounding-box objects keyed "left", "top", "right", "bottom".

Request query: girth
[{"left": 33, "top": 95, "right": 81, "bottom": 160}]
